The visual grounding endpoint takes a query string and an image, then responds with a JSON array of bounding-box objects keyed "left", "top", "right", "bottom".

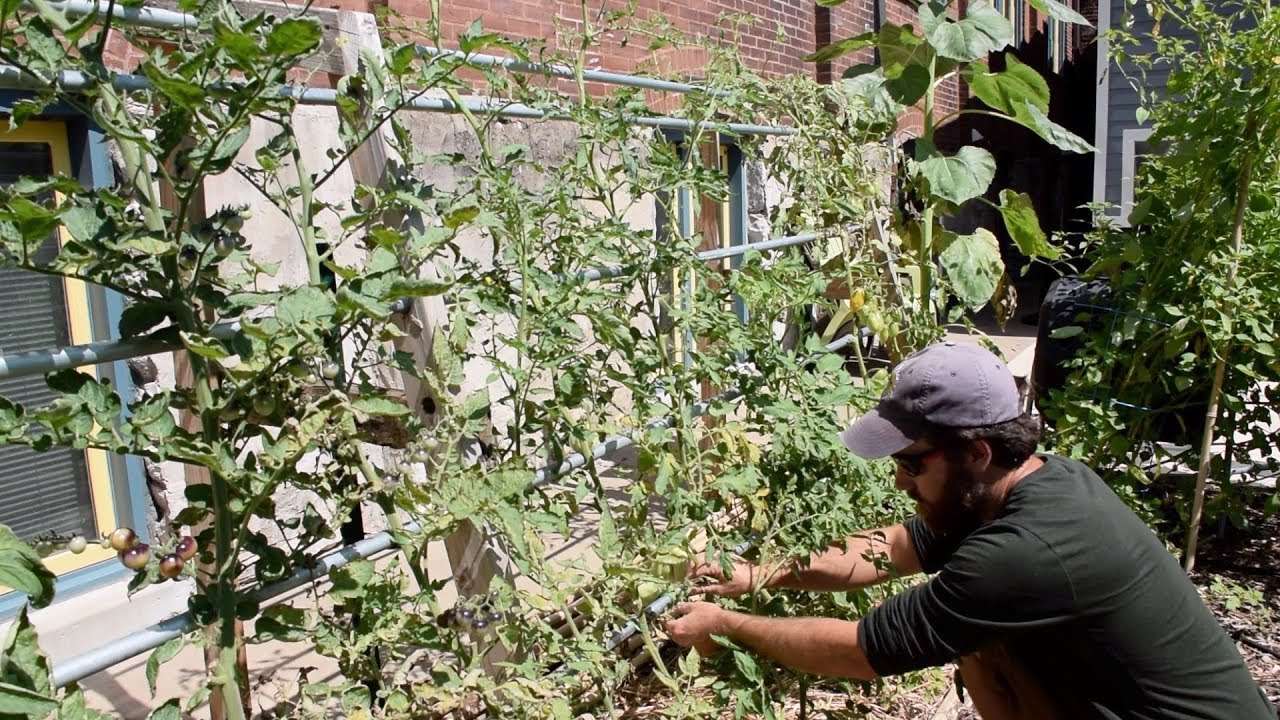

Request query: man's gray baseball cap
[{"left": 841, "top": 341, "right": 1021, "bottom": 459}]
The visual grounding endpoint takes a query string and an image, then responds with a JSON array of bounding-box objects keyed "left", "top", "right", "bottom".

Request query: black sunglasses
[{"left": 890, "top": 448, "right": 945, "bottom": 477}]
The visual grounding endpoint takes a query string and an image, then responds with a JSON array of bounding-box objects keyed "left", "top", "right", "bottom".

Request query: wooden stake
[
  {"left": 1184, "top": 132, "right": 1255, "bottom": 573},
  {"left": 334, "top": 9, "right": 515, "bottom": 674}
]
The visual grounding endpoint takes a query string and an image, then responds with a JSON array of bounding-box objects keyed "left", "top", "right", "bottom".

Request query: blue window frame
[{"left": 0, "top": 94, "right": 150, "bottom": 616}]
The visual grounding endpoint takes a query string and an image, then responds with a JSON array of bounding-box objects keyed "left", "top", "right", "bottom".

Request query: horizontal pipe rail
[
  {"left": 0, "top": 323, "right": 240, "bottom": 381},
  {"left": 696, "top": 230, "right": 821, "bottom": 262},
  {"left": 416, "top": 46, "right": 730, "bottom": 98},
  {"left": 0, "top": 65, "right": 794, "bottom": 136},
  {"left": 0, "top": 229, "right": 827, "bottom": 379},
  {"left": 0, "top": 298, "right": 411, "bottom": 381},
  {"left": 40, "top": 0, "right": 198, "bottom": 30},
  {"left": 563, "top": 230, "right": 825, "bottom": 287},
  {"left": 34, "top": 2, "right": 733, "bottom": 100},
  {"left": 26, "top": 1, "right": 728, "bottom": 107},
  {"left": 51, "top": 521, "right": 420, "bottom": 687}
]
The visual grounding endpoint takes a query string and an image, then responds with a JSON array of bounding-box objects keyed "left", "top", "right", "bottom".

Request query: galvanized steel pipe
[
  {"left": 51, "top": 521, "right": 419, "bottom": 687},
  {"left": 417, "top": 46, "right": 730, "bottom": 98},
  {"left": 0, "top": 65, "right": 795, "bottom": 136}
]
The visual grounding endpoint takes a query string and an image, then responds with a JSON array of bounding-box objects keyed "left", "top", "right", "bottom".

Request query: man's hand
[
  {"left": 688, "top": 554, "right": 759, "bottom": 597},
  {"left": 664, "top": 601, "right": 729, "bottom": 657}
]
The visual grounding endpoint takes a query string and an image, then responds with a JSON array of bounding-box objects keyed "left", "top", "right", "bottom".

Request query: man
[{"left": 665, "top": 341, "right": 1273, "bottom": 719}]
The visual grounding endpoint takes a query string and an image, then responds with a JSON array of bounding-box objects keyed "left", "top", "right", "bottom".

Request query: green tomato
[
  {"left": 1249, "top": 191, "right": 1275, "bottom": 213},
  {"left": 636, "top": 581, "right": 663, "bottom": 605},
  {"left": 67, "top": 536, "right": 88, "bottom": 554},
  {"left": 252, "top": 396, "right": 276, "bottom": 417}
]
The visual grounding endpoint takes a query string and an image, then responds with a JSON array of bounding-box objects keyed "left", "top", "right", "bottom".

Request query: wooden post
[
  {"left": 335, "top": 10, "right": 514, "bottom": 671},
  {"left": 1183, "top": 120, "right": 1256, "bottom": 572}
]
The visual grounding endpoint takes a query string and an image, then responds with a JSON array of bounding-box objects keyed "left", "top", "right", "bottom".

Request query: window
[
  {"left": 994, "top": 0, "right": 1025, "bottom": 48},
  {"left": 1047, "top": 17, "right": 1068, "bottom": 73},
  {"left": 1119, "top": 127, "right": 1155, "bottom": 225},
  {"left": 0, "top": 119, "right": 134, "bottom": 595},
  {"left": 655, "top": 132, "right": 747, "bottom": 399}
]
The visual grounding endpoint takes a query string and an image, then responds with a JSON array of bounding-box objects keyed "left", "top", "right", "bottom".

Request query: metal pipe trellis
[
  {"left": 0, "top": 64, "right": 794, "bottom": 136},
  {"left": 37, "top": 1, "right": 734, "bottom": 100},
  {"left": 415, "top": 46, "right": 732, "bottom": 98},
  {"left": 0, "top": 1, "right": 843, "bottom": 689},
  {"left": 47, "top": 333, "right": 855, "bottom": 685},
  {"left": 51, "top": 521, "right": 421, "bottom": 687},
  {"left": 0, "top": 230, "right": 824, "bottom": 381}
]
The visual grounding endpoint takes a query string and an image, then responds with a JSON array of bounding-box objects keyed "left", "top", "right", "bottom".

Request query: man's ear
[{"left": 967, "top": 438, "right": 995, "bottom": 472}]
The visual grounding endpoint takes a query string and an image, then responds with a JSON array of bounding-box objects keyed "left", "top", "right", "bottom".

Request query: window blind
[{"left": 0, "top": 141, "right": 98, "bottom": 542}]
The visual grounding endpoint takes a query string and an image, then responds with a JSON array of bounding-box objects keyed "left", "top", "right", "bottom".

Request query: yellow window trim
[{"left": 1, "top": 121, "right": 120, "bottom": 576}]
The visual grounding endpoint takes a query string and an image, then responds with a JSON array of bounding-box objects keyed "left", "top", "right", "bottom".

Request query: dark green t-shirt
[{"left": 858, "top": 455, "right": 1274, "bottom": 719}]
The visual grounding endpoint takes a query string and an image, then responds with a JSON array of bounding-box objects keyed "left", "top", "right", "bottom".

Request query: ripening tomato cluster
[
  {"left": 435, "top": 591, "right": 509, "bottom": 638},
  {"left": 105, "top": 527, "right": 198, "bottom": 580}
]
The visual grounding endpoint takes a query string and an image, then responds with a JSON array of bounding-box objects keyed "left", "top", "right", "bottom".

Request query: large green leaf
[
  {"left": 915, "top": 146, "right": 996, "bottom": 204},
  {"left": 0, "top": 681, "right": 56, "bottom": 716},
  {"left": 277, "top": 285, "right": 337, "bottom": 329},
  {"left": 146, "top": 699, "right": 181, "bottom": 720},
  {"left": 265, "top": 18, "right": 323, "bottom": 57},
  {"left": 0, "top": 607, "right": 52, "bottom": 699},
  {"left": 1014, "top": 101, "right": 1096, "bottom": 153},
  {"left": 350, "top": 395, "right": 411, "bottom": 418},
  {"left": 804, "top": 32, "right": 875, "bottom": 64},
  {"left": 1027, "top": 0, "right": 1090, "bottom": 25},
  {"left": 329, "top": 559, "right": 375, "bottom": 600},
  {"left": 940, "top": 228, "right": 1003, "bottom": 309},
  {"left": 0, "top": 526, "right": 55, "bottom": 608},
  {"left": 885, "top": 64, "right": 933, "bottom": 106},
  {"left": 998, "top": 189, "right": 1059, "bottom": 259},
  {"left": 878, "top": 24, "right": 933, "bottom": 80},
  {"left": 839, "top": 71, "right": 905, "bottom": 128},
  {"left": 920, "top": 1, "right": 1012, "bottom": 62},
  {"left": 141, "top": 63, "right": 205, "bottom": 111},
  {"left": 965, "top": 55, "right": 1049, "bottom": 115}
]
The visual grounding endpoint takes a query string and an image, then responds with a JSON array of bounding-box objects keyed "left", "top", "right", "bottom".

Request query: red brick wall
[
  {"left": 374, "top": 0, "right": 816, "bottom": 83},
  {"left": 99, "top": 0, "right": 1067, "bottom": 142}
]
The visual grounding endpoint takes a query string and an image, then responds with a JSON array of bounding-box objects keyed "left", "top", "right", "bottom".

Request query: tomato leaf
[
  {"left": 0, "top": 606, "right": 52, "bottom": 700},
  {"left": 0, "top": 527, "right": 56, "bottom": 608},
  {"left": 145, "top": 636, "right": 185, "bottom": 697}
]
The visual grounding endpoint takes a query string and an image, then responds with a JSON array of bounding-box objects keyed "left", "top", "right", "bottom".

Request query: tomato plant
[
  {"left": 0, "top": 0, "right": 1080, "bottom": 717},
  {"left": 1041, "top": 0, "right": 1280, "bottom": 557}
]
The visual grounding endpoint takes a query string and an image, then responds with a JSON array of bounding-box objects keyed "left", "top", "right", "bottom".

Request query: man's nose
[{"left": 894, "top": 471, "right": 913, "bottom": 493}]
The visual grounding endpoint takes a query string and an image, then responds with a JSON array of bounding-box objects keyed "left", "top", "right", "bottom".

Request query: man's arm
[
  {"left": 695, "top": 524, "right": 922, "bottom": 596},
  {"left": 767, "top": 524, "right": 923, "bottom": 591},
  {"left": 666, "top": 602, "right": 879, "bottom": 681}
]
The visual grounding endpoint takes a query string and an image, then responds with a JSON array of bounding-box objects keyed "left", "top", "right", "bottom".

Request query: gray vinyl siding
[
  {"left": 1103, "top": 2, "right": 1249, "bottom": 209},
  {"left": 1103, "top": 0, "right": 1182, "bottom": 209}
]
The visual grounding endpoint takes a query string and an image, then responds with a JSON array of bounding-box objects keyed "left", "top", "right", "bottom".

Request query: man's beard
[{"left": 914, "top": 464, "right": 989, "bottom": 536}]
